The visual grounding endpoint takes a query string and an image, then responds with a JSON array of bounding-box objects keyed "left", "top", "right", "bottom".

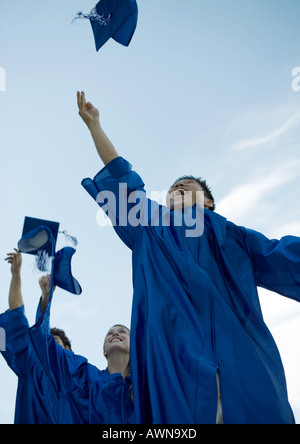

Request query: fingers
[
  {"left": 6, "top": 249, "right": 20, "bottom": 256},
  {"left": 77, "top": 91, "right": 86, "bottom": 110},
  {"left": 5, "top": 252, "right": 18, "bottom": 262},
  {"left": 82, "top": 91, "right": 86, "bottom": 108},
  {"left": 77, "top": 91, "right": 85, "bottom": 109},
  {"left": 5, "top": 249, "right": 22, "bottom": 266},
  {"left": 5, "top": 257, "right": 15, "bottom": 265}
]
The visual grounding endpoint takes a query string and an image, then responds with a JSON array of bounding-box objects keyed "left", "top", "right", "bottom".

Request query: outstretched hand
[
  {"left": 76, "top": 90, "right": 119, "bottom": 165},
  {"left": 5, "top": 249, "right": 22, "bottom": 275},
  {"left": 77, "top": 91, "right": 100, "bottom": 129}
]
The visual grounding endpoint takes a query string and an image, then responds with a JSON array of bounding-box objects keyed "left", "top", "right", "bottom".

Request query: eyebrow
[{"left": 106, "top": 327, "right": 129, "bottom": 336}]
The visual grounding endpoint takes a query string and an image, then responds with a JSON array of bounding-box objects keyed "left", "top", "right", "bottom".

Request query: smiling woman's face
[{"left": 103, "top": 325, "right": 130, "bottom": 359}]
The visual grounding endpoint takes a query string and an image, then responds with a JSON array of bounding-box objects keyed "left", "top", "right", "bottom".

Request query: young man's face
[
  {"left": 103, "top": 325, "right": 130, "bottom": 358},
  {"left": 167, "top": 179, "right": 213, "bottom": 211}
]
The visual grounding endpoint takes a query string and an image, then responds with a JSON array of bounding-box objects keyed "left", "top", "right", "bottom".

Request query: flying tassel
[
  {"left": 72, "top": 7, "right": 111, "bottom": 26},
  {"left": 35, "top": 250, "right": 53, "bottom": 273},
  {"left": 59, "top": 230, "right": 78, "bottom": 248}
]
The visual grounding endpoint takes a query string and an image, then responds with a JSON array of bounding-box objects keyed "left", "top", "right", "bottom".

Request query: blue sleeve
[
  {"left": 0, "top": 306, "right": 35, "bottom": 376},
  {"left": 30, "top": 302, "right": 89, "bottom": 394},
  {"left": 47, "top": 335, "right": 89, "bottom": 394},
  {"left": 81, "top": 157, "right": 148, "bottom": 249},
  {"left": 242, "top": 227, "right": 300, "bottom": 302}
]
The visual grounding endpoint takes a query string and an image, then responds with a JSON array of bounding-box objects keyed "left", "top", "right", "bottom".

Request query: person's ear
[{"left": 205, "top": 198, "right": 214, "bottom": 209}]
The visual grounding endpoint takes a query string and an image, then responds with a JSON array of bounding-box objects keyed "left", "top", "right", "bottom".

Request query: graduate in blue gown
[
  {"left": 78, "top": 91, "right": 299, "bottom": 424},
  {"left": 0, "top": 251, "right": 68, "bottom": 423},
  {"left": 1, "top": 249, "right": 135, "bottom": 424},
  {"left": 0, "top": 250, "right": 89, "bottom": 423}
]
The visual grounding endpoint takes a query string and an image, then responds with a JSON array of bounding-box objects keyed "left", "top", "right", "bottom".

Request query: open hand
[
  {"left": 5, "top": 249, "right": 22, "bottom": 275},
  {"left": 77, "top": 91, "right": 100, "bottom": 129}
]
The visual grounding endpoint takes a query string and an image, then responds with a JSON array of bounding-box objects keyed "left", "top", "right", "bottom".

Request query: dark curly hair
[{"left": 50, "top": 328, "right": 72, "bottom": 351}]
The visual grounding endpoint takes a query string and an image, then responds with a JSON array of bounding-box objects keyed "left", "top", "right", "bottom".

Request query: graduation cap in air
[
  {"left": 17, "top": 217, "right": 82, "bottom": 295},
  {"left": 73, "top": 0, "right": 138, "bottom": 51},
  {"left": 18, "top": 217, "right": 59, "bottom": 258}
]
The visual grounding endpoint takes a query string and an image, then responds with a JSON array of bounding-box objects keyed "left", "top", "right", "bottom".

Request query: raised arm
[
  {"left": 77, "top": 91, "right": 119, "bottom": 165},
  {"left": 38, "top": 274, "right": 55, "bottom": 321},
  {"left": 5, "top": 249, "right": 23, "bottom": 310}
]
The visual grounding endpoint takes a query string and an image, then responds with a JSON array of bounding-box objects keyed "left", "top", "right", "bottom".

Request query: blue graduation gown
[
  {"left": 0, "top": 303, "right": 135, "bottom": 424},
  {"left": 0, "top": 305, "right": 89, "bottom": 423},
  {"left": 0, "top": 306, "right": 58, "bottom": 423},
  {"left": 32, "top": 324, "right": 135, "bottom": 424},
  {"left": 33, "top": 298, "right": 135, "bottom": 424},
  {"left": 82, "top": 156, "right": 298, "bottom": 424}
]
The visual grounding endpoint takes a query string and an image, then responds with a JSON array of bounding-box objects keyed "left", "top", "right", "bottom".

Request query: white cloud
[
  {"left": 232, "top": 112, "right": 300, "bottom": 151},
  {"left": 216, "top": 159, "right": 300, "bottom": 222}
]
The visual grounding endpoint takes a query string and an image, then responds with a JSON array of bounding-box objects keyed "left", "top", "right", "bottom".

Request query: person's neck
[{"left": 107, "top": 352, "right": 130, "bottom": 379}]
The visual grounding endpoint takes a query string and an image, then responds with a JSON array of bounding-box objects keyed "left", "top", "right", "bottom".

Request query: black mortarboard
[
  {"left": 18, "top": 217, "right": 59, "bottom": 257},
  {"left": 74, "top": 0, "right": 138, "bottom": 51},
  {"left": 18, "top": 217, "right": 82, "bottom": 295}
]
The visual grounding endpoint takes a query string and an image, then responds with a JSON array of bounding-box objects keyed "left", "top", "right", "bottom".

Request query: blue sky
[{"left": 0, "top": 0, "right": 300, "bottom": 423}]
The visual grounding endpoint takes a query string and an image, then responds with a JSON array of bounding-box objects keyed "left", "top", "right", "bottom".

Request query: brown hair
[{"left": 50, "top": 327, "right": 72, "bottom": 351}]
